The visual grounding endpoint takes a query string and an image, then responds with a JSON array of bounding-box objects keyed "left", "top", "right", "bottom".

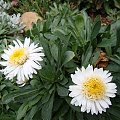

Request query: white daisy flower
[
  {"left": 69, "top": 65, "right": 117, "bottom": 115},
  {"left": 0, "top": 37, "right": 44, "bottom": 86}
]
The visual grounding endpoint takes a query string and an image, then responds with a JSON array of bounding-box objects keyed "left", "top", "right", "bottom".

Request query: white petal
[
  {"left": 103, "top": 97, "right": 112, "bottom": 105},
  {"left": 95, "top": 101, "right": 103, "bottom": 114},
  {"left": 17, "top": 39, "right": 23, "bottom": 47},
  {"left": 69, "top": 85, "right": 82, "bottom": 91},
  {"left": 24, "top": 37, "right": 30, "bottom": 47},
  {"left": 106, "top": 83, "right": 117, "bottom": 89},
  {"left": 71, "top": 98, "right": 77, "bottom": 105},
  {"left": 106, "top": 93, "right": 116, "bottom": 98},
  {"left": 69, "top": 92, "right": 79, "bottom": 97},
  {"left": 85, "top": 64, "right": 93, "bottom": 73},
  {"left": 90, "top": 101, "right": 96, "bottom": 115},
  {"left": 30, "top": 61, "right": 41, "bottom": 70},
  {"left": 81, "top": 97, "right": 87, "bottom": 112},
  {"left": 13, "top": 40, "right": 20, "bottom": 48},
  {"left": 98, "top": 99, "right": 109, "bottom": 108},
  {"left": 1, "top": 54, "right": 9, "bottom": 60},
  {"left": 71, "top": 73, "right": 84, "bottom": 85},
  {"left": 0, "top": 61, "right": 8, "bottom": 66},
  {"left": 104, "top": 76, "right": 113, "bottom": 83},
  {"left": 29, "top": 47, "right": 43, "bottom": 53}
]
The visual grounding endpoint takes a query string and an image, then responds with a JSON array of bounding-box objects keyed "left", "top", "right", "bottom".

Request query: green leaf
[
  {"left": 114, "top": 0, "right": 120, "bottom": 9},
  {"left": 24, "top": 106, "right": 37, "bottom": 120},
  {"left": 39, "top": 64, "right": 56, "bottom": 82},
  {"left": 62, "top": 51, "right": 75, "bottom": 66},
  {"left": 75, "top": 14, "right": 84, "bottom": 33},
  {"left": 57, "top": 84, "right": 69, "bottom": 97},
  {"left": 76, "top": 112, "right": 84, "bottom": 120},
  {"left": 91, "top": 49, "right": 100, "bottom": 65},
  {"left": 41, "top": 93, "right": 54, "bottom": 120},
  {"left": 0, "top": 114, "right": 15, "bottom": 120},
  {"left": 3, "top": 87, "right": 40, "bottom": 104},
  {"left": 97, "top": 38, "right": 112, "bottom": 47},
  {"left": 108, "top": 107, "right": 120, "bottom": 119},
  {"left": 109, "top": 56, "right": 120, "bottom": 65},
  {"left": 91, "top": 16, "right": 101, "bottom": 40},
  {"left": 53, "top": 102, "right": 69, "bottom": 120},
  {"left": 50, "top": 44, "right": 58, "bottom": 61},
  {"left": 41, "top": 92, "right": 51, "bottom": 104},
  {"left": 17, "top": 103, "right": 29, "bottom": 120},
  {"left": 44, "top": 33, "right": 58, "bottom": 40},
  {"left": 65, "top": 97, "right": 81, "bottom": 112},
  {"left": 0, "top": 84, "right": 6, "bottom": 90},
  {"left": 82, "top": 46, "right": 93, "bottom": 67},
  {"left": 28, "top": 95, "right": 41, "bottom": 108}
]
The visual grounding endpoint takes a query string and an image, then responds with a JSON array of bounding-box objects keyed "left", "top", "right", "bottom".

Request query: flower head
[
  {"left": 69, "top": 65, "right": 117, "bottom": 115},
  {"left": 0, "top": 37, "right": 44, "bottom": 86}
]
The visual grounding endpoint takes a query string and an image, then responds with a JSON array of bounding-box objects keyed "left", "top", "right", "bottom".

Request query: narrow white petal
[
  {"left": 81, "top": 97, "right": 87, "bottom": 112},
  {"left": 1, "top": 54, "right": 9, "bottom": 60},
  {"left": 98, "top": 99, "right": 109, "bottom": 108},
  {"left": 71, "top": 74, "right": 83, "bottom": 85},
  {"left": 106, "top": 83, "right": 117, "bottom": 89},
  {"left": 86, "top": 64, "right": 93, "bottom": 73},
  {"left": 106, "top": 93, "right": 116, "bottom": 98},
  {"left": 30, "top": 61, "right": 41, "bottom": 70},
  {"left": 69, "top": 85, "right": 82, "bottom": 91},
  {"left": 24, "top": 37, "right": 30, "bottom": 47},
  {"left": 95, "top": 101, "right": 103, "bottom": 114},
  {"left": 17, "top": 39, "right": 23, "bottom": 47},
  {"left": 71, "top": 98, "right": 77, "bottom": 105},
  {"left": 29, "top": 47, "right": 43, "bottom": 53},
  {"left": 0, "top": 61, "right": 8, "bottom": 66},
  {"left": 91, "top": 101, "right": 98, "bottom": 115},
  {"left": 13, "top": 40, "right": 20, "bottom": 48},
  {"left": 104, "top": 76, "right": 112, "bottom": 83},
  {"left": 103, "top": 97, "right": 112, "bottom": 105}
]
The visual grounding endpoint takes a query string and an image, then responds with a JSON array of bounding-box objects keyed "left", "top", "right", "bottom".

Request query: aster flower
[
  {"left": 69, "top": 65, "right": 117, "bottom": 115},
  {"left": 0, "top": 37, "right": 44, "bottom": 86}
]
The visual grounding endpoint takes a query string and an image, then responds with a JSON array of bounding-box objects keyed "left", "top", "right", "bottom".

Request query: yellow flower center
[
  {"left": 9, "top": 48, "right": 28, "bottom": 65},
  {"left": 82, "top": 76, "right": 106, "bottom": 100}
]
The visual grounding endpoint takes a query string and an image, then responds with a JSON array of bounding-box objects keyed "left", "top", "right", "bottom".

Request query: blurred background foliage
[{"left": 7, "top": 0, "right": 120, "bottom": 21}]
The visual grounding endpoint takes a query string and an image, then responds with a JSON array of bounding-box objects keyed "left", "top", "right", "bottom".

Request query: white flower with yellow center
[
  {"left": 0, "top": 37, "right": 44, "bottom": 86},
  {"left": 69, "top": 65, "right": 117, "bottom": 115}
]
